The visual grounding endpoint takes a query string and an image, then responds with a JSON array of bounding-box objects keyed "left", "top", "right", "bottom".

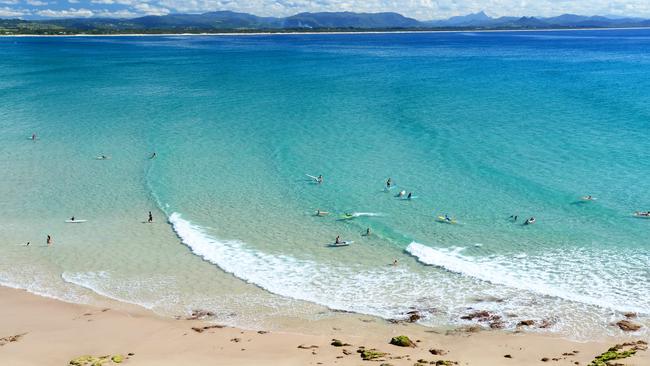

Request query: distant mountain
[
  {"left": 1, "top": 10, "right": 650, "bottom": 35},
  {"left": 282, "top": 12, "right": 420, "bottom": 29}
]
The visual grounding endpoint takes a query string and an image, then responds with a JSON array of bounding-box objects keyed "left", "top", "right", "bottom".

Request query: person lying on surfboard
[{"left": 335, "top": 235, "right": 341, "bottom": 244}]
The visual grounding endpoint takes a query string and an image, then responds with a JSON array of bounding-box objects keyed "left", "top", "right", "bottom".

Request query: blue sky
[{"left": 1, "top": 0, "right": 649, "bottom": 20}]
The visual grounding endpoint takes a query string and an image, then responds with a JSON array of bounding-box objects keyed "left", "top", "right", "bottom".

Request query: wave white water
[{"left": 406, "top": 242, "right": 649, "bottom": 314}]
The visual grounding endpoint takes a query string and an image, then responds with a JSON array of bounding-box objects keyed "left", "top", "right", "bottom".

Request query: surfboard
[
  {"left": 436, "top": 216, "right": 457, "bottom": 224},
  {"left": 65, "top": 219, "right": 87, "bottom": 223},
  {"left": 95, "top": 156, "right": 111, "bottom": 160},
  {"left": 305, "top": 174, "right": 319, "bottom": 182}
]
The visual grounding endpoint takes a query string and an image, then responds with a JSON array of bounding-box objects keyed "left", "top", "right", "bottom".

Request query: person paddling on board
[
  {"left": 148, "top": 211, "right": 153, "bottom": 223},
  {"left": 386, "top": 178, "right": 392, "bottom": 189},
  {"left": 70, "top": 216, "right": 75, "bottom": 222},
  {"left": 365, "top": 228, "right": 371, "bottom": 236},
  {"left": 335, "top": 235, "right": 341, "bottom": 245},
  {"left": 407, "top": 192, "right": 412, "bottom": 200},
  {"left": 46, "top": 235, "right": 52, "bottom": 246},
  {"left": 149, "top": 152, "right": 157, "bottom": 159},
  {"left": 317, "top": 175, "right": 323, "bottom": 184},
  {"left": 396, "top": 190, "right": 405, "bottom": 198},
  {"left": 31, "top": 133, "right": 36, "bottom": 141},
  {"left": 444, "top": 214, "right": 451, "bottom": 222}
]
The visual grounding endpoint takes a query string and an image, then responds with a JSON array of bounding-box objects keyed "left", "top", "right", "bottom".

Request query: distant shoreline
[{"left": 2, "top": 26, "right": 650, "bottom": 37}]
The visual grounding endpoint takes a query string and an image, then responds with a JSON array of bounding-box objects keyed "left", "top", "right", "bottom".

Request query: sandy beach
[{"left": 0, "top": 286, "right": 647, "bottom": 366}]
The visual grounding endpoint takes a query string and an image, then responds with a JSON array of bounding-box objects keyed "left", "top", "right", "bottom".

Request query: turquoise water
[{"left": 1, "top": 31, "right": 649, "bottom": 339}]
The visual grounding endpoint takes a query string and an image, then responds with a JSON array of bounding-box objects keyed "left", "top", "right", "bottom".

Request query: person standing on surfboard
[
  {"left": 148, "top": 211, "right": 153, "bottom": 223},
  {"left": 317, "top": 175, "right": 323, "bottom": 184},
  {"left": 46, "top": 235, "right": 52, "bottom": 246},
  {"left": 31, "top": 133, "right": 36, "bottom": 141}
]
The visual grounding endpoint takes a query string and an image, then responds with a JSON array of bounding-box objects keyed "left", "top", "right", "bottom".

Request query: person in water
[
  {"left": 445, "top": 214, "right": 451, "bottom": 221},
  {"left": 386, "top": 178, "right": 392, "bottom": 188},
  {"left": 31, "top": 133, "right": 36, "bottom": 141},
  {"left": 148, "top": 211, "right": 153, "bottom": 223},
  {"left": 391, "top": 259, "right": 398, "bottom": 266},
  {"left": 70, "top": 216, "right": 75, "bottom": 221},
  {"left": 365, "top": 228, "right": 371, "bottom": 236},
  {"left": 335, "top": 235, "right": 341, "bottom": 244},
  {"left": 407, "top": 192, "right": 412, "bottom": 200},
  {"left": 317, "top": 175, "right": 323, "bottom": 184},
  {"left": 46, "top": 235, "right": 52, "bottom": 246},
  {"left": 150, "top": 152, "right": 157, "bottom": 159},
  {"left": 397, "top": 190, "right": 405, "bottom": 198}
]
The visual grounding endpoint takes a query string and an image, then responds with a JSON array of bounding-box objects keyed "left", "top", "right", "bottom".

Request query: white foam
[{"left": 406, "top": 242, "right": 649, "bottom": 314}]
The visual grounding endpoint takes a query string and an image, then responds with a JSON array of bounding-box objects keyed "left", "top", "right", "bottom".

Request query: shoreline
[
  {"left": 1, "top": 26, "right": 650, "bottom": 37},
  {"left": 1, "top": 285, "right": 647, "bottom": 365}
]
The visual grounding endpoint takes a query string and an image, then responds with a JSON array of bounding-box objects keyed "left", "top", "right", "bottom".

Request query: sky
[{"left": 1, "top": 0, "right": 650, "bottom": 21}]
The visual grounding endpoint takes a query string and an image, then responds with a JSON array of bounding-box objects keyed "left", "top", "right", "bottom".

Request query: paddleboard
[
  {"left": 436, "top": 216, "right": 457, "bottom": 224},
  {"left": 633, "top": 212, "right": 650, "bottom": 219},
  {"left": 305, "top": 174, "right": 319, "bottom": 181},
  {"left": 65, "top": 219, "right": 87, "bottom": 223},
  {"left": 329, "top": 241, "right": 353, "bottom": 247},
  {"left": 95, "top": 156, "right": 111, "bottom": 160}
]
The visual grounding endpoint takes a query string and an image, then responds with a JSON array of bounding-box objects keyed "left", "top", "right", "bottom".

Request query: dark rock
[
  {"left": 230, "top": 338, "right": 241, "bottom": 343},
  {"left": 297, "top": 344, "right": 319, "bottom": 349},
  {"left": 257, "top": 330, "right": 269, "bottom": 334},
  {"left": 504, "top": 354, "right": 512, "bottom": 358},
  {"left": 541, "top": 357, "right": 549, "bottom": 362},
  {"left": 331, "top": 339, "right": 351, "bottom": 347},
  {"left": 389, "top": 335, "right": 416, "bottom": 347},
  {"left": 429, "top": 349, "right": 447, "bottom": 356},
  {"left": 186, "top": 309, "right": 215, "bottom": 320},
  {"left": 518, "top": 320, "right": 535, "bottom": 326},
  {"left": 623, "top": 312, "right": 637, "bottom": 319},
  {"left": 342, "top": 349, "right": 353, "bottom": 355},
  {"left": 616, "top": 320, "right": 642, "bottom": 332},
  {"left": 461, "top": 310, "right": 491, "bottom": 321}
]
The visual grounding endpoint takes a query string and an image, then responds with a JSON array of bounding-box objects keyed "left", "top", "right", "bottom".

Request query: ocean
[{"left": 1, "top": 30, "right": 649, "bottom": 339}]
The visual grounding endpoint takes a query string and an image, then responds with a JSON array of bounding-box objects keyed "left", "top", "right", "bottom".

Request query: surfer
[
  {"left": 365, "top": 228, "right": 371, "bottom": 236},
  {"left": 149, "top": 152, "right": 157, "bottom": 159},
  {"left": 335, "top": 235, "right": 341, "bottom": 244},
  {"left": 407, "top": 192, "right": 412, "bottom": 200},
  {"left": 396, "top": 190, "right": 405, "bottom": 198},
  {"left": 317, "top": 175, "right": 323, "bottom": 184},
  {"left": 31, "top": 133, "right": 36, "bottom": 141},
  {"left": 386, "top": 178, "right": 392, "bottom": 188},
  {"left": 524, "top": 217, "right": 536, "bottom": 225},
  {"left": 46, "top": 235, "right": 52, "bottom": 246},
  {"left": 445, "top": 214, "right": 451, "bottom": 222},
  {"left": 148, "top": 211, "right": 153, "bottom": 223},
  {"left": 26, "top": 242, "right": 30, "bottom": 247},
  {"left": 70, "top": 216, "right": 75, "bottom": 221},
  {"left": 391, "top": 259, "right": 398, "bottom": 266}
]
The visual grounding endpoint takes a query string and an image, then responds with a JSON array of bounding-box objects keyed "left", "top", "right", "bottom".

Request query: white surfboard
[{"left": 65, "top": 219, "right": 87, "bottom": 223}]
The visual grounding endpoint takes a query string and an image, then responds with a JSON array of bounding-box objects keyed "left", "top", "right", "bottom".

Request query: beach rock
[
  {"left": 489, "top": 320, "right": 505, "bottom": 329},
  {"left": 331, "top": 339, "right": 351, "bottom": 347},
  {"left": 406, "top": 310, "right": 422, "bottom": 323},
  {"left": 0, "top": 333, "right": 26, "bottom": 346},
  {"left": 429, "top": 349, "right": 447, "bottom": 356},
  {"left": 504, "top": 354, "right": 512, "bottom": 358},
  {"left": 460, "top": 310, "right": 491, "bottom": 321},
  {"left": 434, "top": 361, "right": 457, "bottom": 366},
  {"left": 230, "top": 338, "right": 241, "bottom": 343},
  {"left": 186, "top": 309, "right": 215, "bottom": 320},
  {"left": 518, "top": 320, "right": 535, "bottom": 326},
  {"left": 379, "top": 363, "right": 394, "bottom": 366},
  {"left": 297, "top": 344, "right": 319, "bottom": 349},
  {"left": 111, "top": 355, "right": 124, "bottom": 363},
  {"left": 390, "top": 335, "right": 416, "bottom": 347},
  {"left": 342, "top": 349, "right": 353, "bottom": 355},
  {"left": 623, "top": 312, "right": 637, "bottom": 319},
  {"left": 541, "top": 357, "right": 549, "bottom": 362},
  {"left": 359, "top": 349, "right": 387, "bottom": 360},
  {"left": 616, "top": 320, "right": 642, "bottom": 332},
  {"left": 257, "top": 330, "right": 269, "bottom": 334}
]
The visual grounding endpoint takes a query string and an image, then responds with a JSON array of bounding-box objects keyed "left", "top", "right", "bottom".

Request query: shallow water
[{"left": 1, "top": 30, "right": 649, "bottom": 339}]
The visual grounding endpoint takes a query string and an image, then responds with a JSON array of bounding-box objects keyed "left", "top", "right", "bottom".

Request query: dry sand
[{"left": 0, "top": 286, "right": 647, "bottom": 366}]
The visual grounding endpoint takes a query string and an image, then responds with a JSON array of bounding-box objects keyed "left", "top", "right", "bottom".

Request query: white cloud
[
  {"left": 0, "top": 6, "right": 27, "bottom": 16},
  {"left": 10, "top": 0, "right": 650, "bottom": 20},
  {"left": 95, "top": 8, "right": 136, "bottom": 17},
  {"left": 133, "top": 2, "right": 169, "bottom": 15},
  {"left": 36, "top": 7, "right": 94, "bottom": 17}
]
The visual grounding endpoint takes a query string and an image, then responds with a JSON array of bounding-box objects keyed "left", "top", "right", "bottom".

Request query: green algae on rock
[{"left": 389, "top": 335, "right": 416, "bottom": 347}]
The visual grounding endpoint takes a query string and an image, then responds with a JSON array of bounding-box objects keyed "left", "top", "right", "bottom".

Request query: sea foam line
[{"left": 405, "top": 242, "right": 648, "bottom": 314}]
